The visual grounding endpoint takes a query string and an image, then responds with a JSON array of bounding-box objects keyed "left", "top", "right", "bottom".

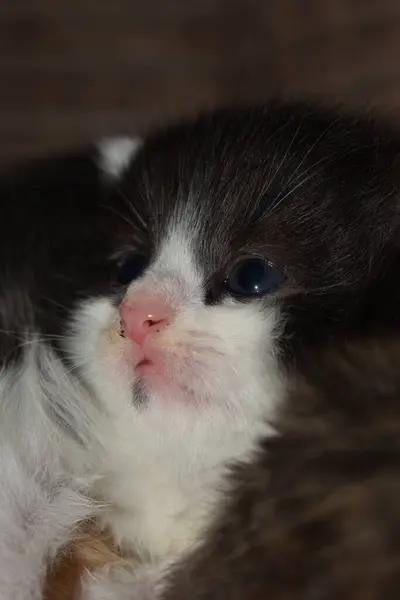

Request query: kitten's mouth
[
  {"left": 136, "top": 358, "right": 153, "bottom": 371},
  {"left": 111, "top": 320, "right": 155, "bottom": 372},
  {"left": 137, "top": 358, "right": 151, "bottom": 367}
]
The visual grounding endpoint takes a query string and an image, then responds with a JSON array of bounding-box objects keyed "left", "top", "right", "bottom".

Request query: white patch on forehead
[
  {"left": 97, "top": 136, "right": 142, "bottom": 179},
  {"left": 154, "top": 225, "right": 202, "bottom": 290},
  {"left": 125, "top": 224, "right": 203, "bottom": 308}
]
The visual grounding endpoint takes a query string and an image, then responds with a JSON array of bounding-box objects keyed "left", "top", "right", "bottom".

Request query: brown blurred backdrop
[{"left": 1, "top": 0, "right": 400, "bottom": 165}]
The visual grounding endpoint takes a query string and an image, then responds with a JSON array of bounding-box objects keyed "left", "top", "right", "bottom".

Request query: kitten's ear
[
  {"left": 0, "top": 134, "right": 142, "bottom": 196},
  {"left": 0, "top": 137, "right": 144, "bottom": 218},
  {"left": 96, "top": 137, "right": 143, "bottom": 182}
]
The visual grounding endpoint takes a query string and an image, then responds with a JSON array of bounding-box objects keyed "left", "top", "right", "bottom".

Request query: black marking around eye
[{"left": 117, "top": 253, "right": 148, "bottom": 286}]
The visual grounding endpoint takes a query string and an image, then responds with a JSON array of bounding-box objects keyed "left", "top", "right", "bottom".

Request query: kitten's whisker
[
  {"left": 0, "top": 327, "right": 67, "bottom": 342},
  {"left": 1, "top": 334, "right": 74, "bottom": 363},
  {"left": 114, "top": 186, "right": 147, "bottom": 230},
  {"left": 101, "top": 204, "right": 137, "bottom": 231},
  {"left": 266, "top": 165, "right": 327, "bottom": 217},
  {"left": 256, "top": 117, "right": 340, "bottom": 220},
  {"left": 274, "top": 156, "right": 331, "bottom": 203},
  {"left": 40, "top": 296, "right": 72, "bottom": 313},
  {"left": 275, "top": 117, "right": 340, "bottom": 197},
  {"left": 254, "top": 121, "right": 303, "bottom": 220}
]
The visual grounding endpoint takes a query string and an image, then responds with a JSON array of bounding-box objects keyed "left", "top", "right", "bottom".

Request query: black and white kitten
[{"left": 1, "top": 102, "right": 400, "bottom": 598}]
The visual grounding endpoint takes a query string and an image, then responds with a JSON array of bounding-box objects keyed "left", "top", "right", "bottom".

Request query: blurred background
[{"left": 1, "top": 0, "right": 400, "bottom": 165}]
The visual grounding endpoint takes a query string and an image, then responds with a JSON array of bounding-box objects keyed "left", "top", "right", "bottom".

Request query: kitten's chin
[{"left": 131, "top": 359, "right": 200, "bottom": 404}]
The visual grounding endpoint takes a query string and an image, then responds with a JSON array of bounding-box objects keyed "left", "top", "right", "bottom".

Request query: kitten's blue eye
[
  {"left": 225, "top": 257, "right": 285, "bottom": 297},
  {"left": 117, "top": 253, "right": 148, "bottom": 285}
]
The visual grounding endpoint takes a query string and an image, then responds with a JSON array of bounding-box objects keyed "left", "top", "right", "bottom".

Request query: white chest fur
[{"left": 90, "top": 382, "right": 275, "bottom": 560}]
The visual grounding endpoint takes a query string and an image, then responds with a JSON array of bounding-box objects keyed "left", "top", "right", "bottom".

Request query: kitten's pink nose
[{"left": 119, "top": 297, "right": 171, "bottom": 346}]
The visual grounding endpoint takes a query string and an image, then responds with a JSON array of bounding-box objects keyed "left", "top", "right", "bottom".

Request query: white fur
[
  {"left": 0, "top": 420, "right": 94, "bottom": 599},
  {"left": 0, "top": 342, "right": 100, "bottom": 478},
  {"left": 97, "top": 137, "right": 142, "bottom": 179},
  {"left": 0, "top": 346, "right": 100, "bottom": 598},
  {"left": 0, "top": 217, "right": 283, "bottom": 597},
  {"left": 66, "top": 224, "right": 283, "bottom": 562}
]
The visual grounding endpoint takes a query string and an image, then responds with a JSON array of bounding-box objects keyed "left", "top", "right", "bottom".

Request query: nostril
[
  {"left": 119, "top": 297, "right": 172, "bottom": 345},
  {"left": 144, "top": 317, "right": 166, "bottom": 333}
]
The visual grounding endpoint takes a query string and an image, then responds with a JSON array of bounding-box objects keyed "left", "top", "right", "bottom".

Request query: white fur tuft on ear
[{"left": 97, "top": 137, "right": 142, "bottom": 179}]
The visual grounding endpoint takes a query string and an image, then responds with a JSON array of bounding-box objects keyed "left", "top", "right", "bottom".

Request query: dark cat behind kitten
[{"left": 166, "top": 337, "right": 400, "bottom": 600}]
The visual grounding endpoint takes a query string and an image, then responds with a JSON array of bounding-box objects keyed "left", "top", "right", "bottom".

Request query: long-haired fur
[
  {"left": 3, "top": 102, "right": 400, "bottom": 599},
  {"left": 0, "top": 441, "right": 93, "bottom": 600},
  {"left": 45, "top": 337, "right": 400, "bottom": 600},
  {"left": 164, "top": 337, "right": 400, "bottom": 600}
]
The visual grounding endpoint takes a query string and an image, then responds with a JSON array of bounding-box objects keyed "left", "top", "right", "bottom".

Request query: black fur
[
  {"left": 2, "top": 101, "right": 400, "bottom": 598},
  {"left": 165, "top": 337, "right": 400, "bottom": 600},
  {"left": 0, "top": 148, "right": 131, "bottom": 362},
  {"left": 2, "top": 102, "right": 400, "bottom": 372}
]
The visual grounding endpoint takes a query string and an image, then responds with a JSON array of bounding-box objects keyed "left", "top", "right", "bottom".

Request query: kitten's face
[
  {"left": 66, "top": 140, "right": 287, "bottom": 420},
  {"left": 2, "top": 104, "right": 399, "bottom": 436},
  {"left": 68, "top": 223, "right": 281, "bottom": 416}
]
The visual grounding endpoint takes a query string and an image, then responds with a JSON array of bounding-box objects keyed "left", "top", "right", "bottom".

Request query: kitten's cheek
[
  {"left": 103, "top": 320, "right": 141, "bottom": 375},
  {"left": 107, "top": 317, "right": 124, "bottom": 345}
]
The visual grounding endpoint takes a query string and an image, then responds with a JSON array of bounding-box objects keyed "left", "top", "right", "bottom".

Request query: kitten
[
  {"left": 1, "top": 102, "right": 400, "bottom": 597},
  {"left": 164, "top": 337, "right": 400, "bottom": 600}
]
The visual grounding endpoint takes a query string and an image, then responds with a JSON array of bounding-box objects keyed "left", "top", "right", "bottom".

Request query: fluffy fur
[
  {"left": 164, "top": 337, "right": 400, "bottom": 600},
  {"left": 97, "top": 137, "right": 142, "bottom": 180},
  {"left": 66, "top": 337, "right": 400, "bottom": 600},
  {"left": 0, "top": 440, "right": 93, "bottom": 600},
  {"left": 1, "top": 102, "right": 400, "bottom": 597}
]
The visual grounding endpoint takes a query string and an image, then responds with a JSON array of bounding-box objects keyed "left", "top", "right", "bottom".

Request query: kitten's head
[{"left": 2, "top": 103, "right": 400, "bottom": 448}]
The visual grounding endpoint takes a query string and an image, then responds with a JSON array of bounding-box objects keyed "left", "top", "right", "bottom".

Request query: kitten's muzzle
[{"left": 119, "top": 294, "right": 172, "bottom": 346}]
